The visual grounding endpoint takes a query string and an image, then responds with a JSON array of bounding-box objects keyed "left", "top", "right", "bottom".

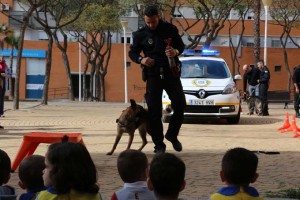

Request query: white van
[{"left": 162, "top": 50, "right": 242, "bottom": 124}]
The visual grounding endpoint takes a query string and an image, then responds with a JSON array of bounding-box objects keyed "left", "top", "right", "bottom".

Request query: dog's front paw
[{"left": 106, "top": 152, "right": 113, "bottom": 156}]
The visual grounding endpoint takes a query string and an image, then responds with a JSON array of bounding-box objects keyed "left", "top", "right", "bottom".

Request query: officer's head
[
  {"left": 257, "top": 59, "right": 264, "bottom": 70},
  {"left": 144, "top": 5, "right": 160, "bottom": 31}
]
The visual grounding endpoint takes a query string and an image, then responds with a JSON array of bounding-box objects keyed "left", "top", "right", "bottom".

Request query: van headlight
[{"left": 222, "top": 83, "right": 237, "bottom": 94}]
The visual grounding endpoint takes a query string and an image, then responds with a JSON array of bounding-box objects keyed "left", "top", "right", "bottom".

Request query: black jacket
[
  {"left": 243, "top": 67, "right": 260, "bottom": 91},
  {"left": 129, "top": 19, "right": 185, "bottom": 68},
  {"left": 293, "top": 67, "right": 300, "bottom": 85},
  {"left": 259, "top": 66, "right": 270, "bottom": 84}
]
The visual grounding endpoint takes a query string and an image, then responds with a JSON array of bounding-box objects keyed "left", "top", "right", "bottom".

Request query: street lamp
[
  {"left": 262, "top": 0, "right": 272, "bottom": 65},
  {"left": 78, "top": 36, "right": 83, "bottom": 102},
  {"left": 120, "top": 20, "right": 128, "bottom": 104}
]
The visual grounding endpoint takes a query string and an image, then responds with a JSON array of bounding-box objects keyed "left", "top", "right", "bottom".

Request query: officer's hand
[
  {"left": 296, "top": 88, "right": 299, "bottom": 94},
  {"left": 141, "top": 57, "right": 155, "bottom": 67},
  {"left": 243, "top": 91, "right": 247, "bottom": 100},
  {"left": 165, "top": 48, "right": 177, "bottom": 58}
]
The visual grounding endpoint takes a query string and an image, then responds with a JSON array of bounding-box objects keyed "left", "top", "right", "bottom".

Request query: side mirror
[{"left": 234, "top": 74, "right": 242, "bottom": 81}]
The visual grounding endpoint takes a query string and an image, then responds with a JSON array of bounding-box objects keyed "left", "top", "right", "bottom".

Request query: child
[
  {"left": 0, "top": 149, "right": 16, "bottom": 196},
  {"left": 147, "top": 153, "right": 186, "bottom": 200},
  {"left": 36, "top": 136, "right": 103, "bottom": 200},
  {"left": 210, "top": 147, "right": 263, "bottom": 200},
  {"left": 111, "top": 149, "right": 155, "bottom": 200},
  {"left": 17, "top": 155, "right": 46, "bottom": 200}
]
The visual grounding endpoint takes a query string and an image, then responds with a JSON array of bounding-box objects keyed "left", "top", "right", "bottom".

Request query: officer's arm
[
  {"left": 260, "top": 69, "right": 270, "bottom": 83},
  {"left": 128, "top": 32, "right": 143, "bottom": 64}
]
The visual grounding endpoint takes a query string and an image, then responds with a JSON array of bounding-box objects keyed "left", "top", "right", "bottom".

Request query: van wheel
[
  {"left": 226, "top": 107, "right": 240, "bottom": 124},
  {"left": 162, "top": 115, "right": 170, "bottom": 123}
]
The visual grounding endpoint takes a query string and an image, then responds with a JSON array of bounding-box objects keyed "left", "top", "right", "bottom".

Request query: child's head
[
  {"left": 148, "top": 153, "right": 186, "bottom": 199},
  {"left": 117, "top": 149, "right": 148, "bottom": 183},
  {"left": 18, "top": 155, "right": 45, "bottom": 190},
  {"left": 43, "top": 136, "right": 99, "bottom": 194},
  {"left": 221, "top": 147, "right": 258, "bottom": 186},
  {"left": 0, "top": 149, "right": 11, "bottom": 185}
]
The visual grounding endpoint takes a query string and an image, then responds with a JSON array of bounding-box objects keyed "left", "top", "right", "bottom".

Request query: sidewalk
[{"left": 0, "top": 100, "right": 299, "bottom": 199}]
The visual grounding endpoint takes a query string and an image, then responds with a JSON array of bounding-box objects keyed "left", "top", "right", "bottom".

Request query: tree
[
  {"left": 227, "top": 0, "right": 253, "bottom": 75},
  {"left": 29, "top": 0, "right": 87, "bottom": 105},
  {"left": 71, "top": 2, "right": 120, "bottom": 102},
  {"left": 269, "top": 0, "right": 300, "bottom": 91}
]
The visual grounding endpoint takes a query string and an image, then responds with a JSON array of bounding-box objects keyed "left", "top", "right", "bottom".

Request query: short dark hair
[
  {"left": 0, "top": 149, "right": 11, "bottom": 185},
  {"left": 222, "top": 147, "right": 258, "bottom": 185},
  {"left": 18, "top": 155, "right": 45, "bottom": 190},
  {"left": 144, "top": 5, "right": 159, "bottom": 17},
  {"left": 117, "top": 149, "right": 148, "bottom": 183},
  {"left": 258, "top": 59, "right": 264, "bottom": 65},
  {"left": 47, "top": 138, "right": 99, "bottom": 194},
  {"left": 149, "top": 153, "right": 185, "bottom": 199}
]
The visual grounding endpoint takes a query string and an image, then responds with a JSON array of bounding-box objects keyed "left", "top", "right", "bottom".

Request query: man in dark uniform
[
  {"left": 257, "top": 59, "right": 270, "bottom": 116},
  {"left": 129, "top": 5, "right": 186, "bottom": 153},
  {"left": 242, "top": 64, "right": 260, "bottom": 114},
  {"left": 292, "top": 65, "right": 300, "bottom": 118}
]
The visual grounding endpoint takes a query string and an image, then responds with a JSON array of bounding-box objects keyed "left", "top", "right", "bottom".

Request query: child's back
[
  {"left": 0, "top": 149, "right": 16, "bottom": 199},
  {"left": 18, "top": 155, "right": 46, "bottom": 200}
]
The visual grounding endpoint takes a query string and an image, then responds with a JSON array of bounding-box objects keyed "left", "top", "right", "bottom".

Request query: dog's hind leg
[
  {"left": 126, "top": 132, "right": 134, "bottom": 150},
  {"left": 138, "top": 127, "right": 147, "bottom": 151},
  {"left": 107, "top": 131, "right": 124, "bottom": 155}
]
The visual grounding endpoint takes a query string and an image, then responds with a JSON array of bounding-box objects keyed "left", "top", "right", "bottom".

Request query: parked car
[{"left": 162, "top": 49, "right": 242, "bottom": 124}]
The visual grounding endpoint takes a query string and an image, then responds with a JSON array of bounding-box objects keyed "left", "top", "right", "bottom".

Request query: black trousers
[
  {"left": 294, "top": 88, "right": 300, "bottom": 111},
  {"left": 144, "top": 68, "right": 186, "bottom": 149},
  {"left": 259, "top": 83, "right": 269, "bottom": 113}
]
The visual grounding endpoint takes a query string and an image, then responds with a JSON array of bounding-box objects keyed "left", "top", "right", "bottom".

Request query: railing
[{"left": 48, "top": 87, "right": 69, "bottom": 99}]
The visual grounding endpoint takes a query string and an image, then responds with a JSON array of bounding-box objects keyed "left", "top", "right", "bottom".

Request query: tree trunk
[
  {"left": 99, "top": 74, "right": 105, "bottom": 101},
  {"left": 13, "top": 8, "right": 35, "bottom": 109},
  {"left": 9, "top": 47, "right": 14, "bottom": 100},
  {"left": 61, "top": 51, "right": 75, "bottom": 100},
  {"left": 41, "top": 31, "right": 53, "bottom": 105},
  {"left": 253, "top": 0, "right": 261, "bottom": 64}
]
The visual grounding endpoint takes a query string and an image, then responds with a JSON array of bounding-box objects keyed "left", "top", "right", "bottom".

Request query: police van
[{"left": 162, "top": 49, "right": 242, "bottom": 124}]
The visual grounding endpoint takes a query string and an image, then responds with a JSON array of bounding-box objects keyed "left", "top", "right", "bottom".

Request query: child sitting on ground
[
  {"left": 147, "top": 153, "right": 186, "bottom": 200},
  {"left": 17, "top": 155, "right": 46, "bottom": 200},
  {"left": 0, "top": 149, "right": 16, "bottom": 197},
  {"left": 111, "top": 149, "right": 155, "bottom": 200},
  {"left": 210, "top": 147, "right": 263, "bottom": 200},
  {"left": 36, "top": 136, "right": 103, "bottom": 200}
]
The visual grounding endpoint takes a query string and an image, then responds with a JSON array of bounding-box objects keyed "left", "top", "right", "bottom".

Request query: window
[
  {"left": 121, "top": 37, "right": 131, "bottom": 44},
  {"left": 246, "top": 42, "right": 254, "bottom": 47},
  {"left": 271, "top": 40, "right": 281, "bottom": 48},
  {"left": 274, "top": 65, "right": 281, "bottom": 72}
]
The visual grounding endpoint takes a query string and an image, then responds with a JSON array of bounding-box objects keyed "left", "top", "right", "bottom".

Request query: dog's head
[{"left": 116, "top": 99, "right": 148, "bottom": 128}]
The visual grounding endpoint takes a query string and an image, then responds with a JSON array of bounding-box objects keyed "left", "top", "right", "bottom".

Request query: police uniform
[
  {"left": 258, "top": 65, "right": 270, "bottom": 115},
  {"left": 129, "top": 19, "right": 186, "bottom": 152},
  {"left": 292, "top": 66, "right": 300, "bottom": 117}
]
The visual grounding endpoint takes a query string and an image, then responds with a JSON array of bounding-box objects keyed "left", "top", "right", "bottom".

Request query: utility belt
[{"left": 141, "top": 64, "right": 181, "bottom": 82}]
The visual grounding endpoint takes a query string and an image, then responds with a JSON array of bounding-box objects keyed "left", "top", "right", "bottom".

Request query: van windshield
[{"left": 180, "top": 59, "right": 230, "bottom": 79}]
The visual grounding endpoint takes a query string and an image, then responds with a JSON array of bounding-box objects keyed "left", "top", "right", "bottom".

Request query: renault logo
[{"left": 198, "top": 89, "right": 206, "bottom": 99}]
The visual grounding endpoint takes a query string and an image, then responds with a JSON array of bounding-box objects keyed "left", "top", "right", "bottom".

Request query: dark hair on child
[
  {"left": 144, "top": 4, "right": 159, "bottom": 17},
  {"left": 117, "top": 149, "right": 148, "bottom": 183},
  {"left": 222, "top": 147, "right": 258, "bottom": 186},
  {"left": 46, "top": 136, "right": 99, "bottom": 194},
  {"left": 149, "top": 153, "right": 185, "bottom": 198},
  {"left": 0, "top": 149, "right": 11, "bottom": 185},
  {"left": 18, "top": 155, "right": 45, "bottom": 190}
]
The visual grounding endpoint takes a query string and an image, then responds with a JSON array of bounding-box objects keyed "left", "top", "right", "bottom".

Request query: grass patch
[{"left": 265, "top": 188, "right": 300, "bottom": 199}]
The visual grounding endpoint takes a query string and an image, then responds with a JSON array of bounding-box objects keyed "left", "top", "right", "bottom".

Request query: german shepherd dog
[
  {"left": 106, "top": 99, "right": 150, "bottom": 155},
  {"left": 246, "top": 95, "right": 263, "bottom": 116}
]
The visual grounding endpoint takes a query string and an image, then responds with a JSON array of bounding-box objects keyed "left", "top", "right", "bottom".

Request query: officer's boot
[{"left": 295, "top": 109, "right": 300, "bottom": 118}]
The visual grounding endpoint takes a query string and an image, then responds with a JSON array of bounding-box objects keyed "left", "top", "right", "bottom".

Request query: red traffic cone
[
  {"left": 278, "top": 112, "right": 290, "bottom": 131},
  {"left": 282, "top": 114, "right": 298, "bottom": 134}
]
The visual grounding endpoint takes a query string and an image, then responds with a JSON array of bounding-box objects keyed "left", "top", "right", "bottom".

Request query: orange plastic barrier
[{"left": 11, "top": 132, "right": 84, "bottom": 172}]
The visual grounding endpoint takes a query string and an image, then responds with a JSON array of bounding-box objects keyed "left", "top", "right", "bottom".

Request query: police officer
[
  {"left": 242, "top": 64, "right": 260, "bottom": 115},
  {"left": 129, "top": 5, "right": 186, "bottom": 153},
  {"left": 292, "top": 65, "right": 300, "bottom": 118},
  {"left": 257, "top": 59, "right": 270, "bottom": 116}
]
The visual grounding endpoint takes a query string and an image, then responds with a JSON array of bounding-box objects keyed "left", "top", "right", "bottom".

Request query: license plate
[{"left": 190, "top": 99, "right": 214, "bottom": 105}]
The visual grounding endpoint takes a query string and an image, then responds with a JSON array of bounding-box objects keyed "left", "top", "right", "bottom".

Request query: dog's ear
[{"left": 130, "top": 99, "right": 137, "bottom": 109}]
